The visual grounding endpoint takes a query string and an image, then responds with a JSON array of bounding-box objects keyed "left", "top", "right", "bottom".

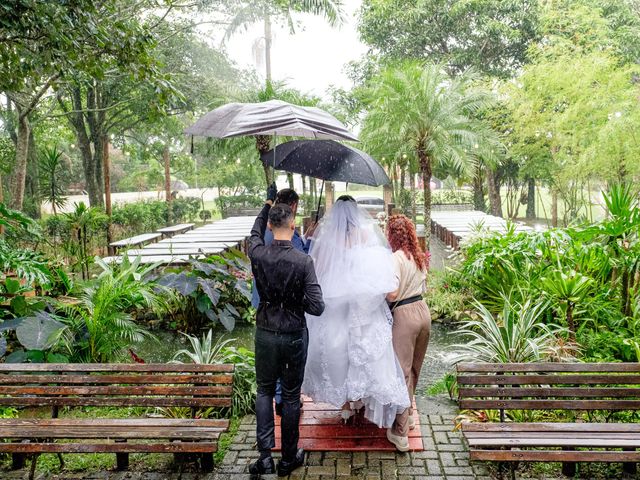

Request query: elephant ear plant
[{"left": 157, "top": 251, "right": 252, "bottom": 333}]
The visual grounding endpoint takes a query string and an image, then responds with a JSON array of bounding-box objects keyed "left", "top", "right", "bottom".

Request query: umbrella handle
[{"left": 315, "top": 180, "right": 325, "bottom": 223}]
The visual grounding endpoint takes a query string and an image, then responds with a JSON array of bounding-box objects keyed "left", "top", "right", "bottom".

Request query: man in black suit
[{"left": 248, "top": 183, "right": 325, "bottom": 477}]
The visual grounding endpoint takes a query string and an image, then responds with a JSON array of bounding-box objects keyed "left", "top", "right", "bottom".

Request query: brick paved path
[{"left": 212, "top": 395, "right": 492, "bottom": 480}]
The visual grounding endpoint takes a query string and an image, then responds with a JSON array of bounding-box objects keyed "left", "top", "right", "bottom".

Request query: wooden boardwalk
[{"left": 274, "top": 397, "right": 424, "bottom": 452}]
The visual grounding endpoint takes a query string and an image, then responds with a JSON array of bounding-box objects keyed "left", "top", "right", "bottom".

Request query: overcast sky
[{"left": 223, "top": 0, "right": 367, "bottom": 99}]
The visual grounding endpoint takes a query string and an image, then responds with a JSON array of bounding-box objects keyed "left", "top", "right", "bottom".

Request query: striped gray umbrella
[{"left": 184, "top": 99, "right": 358, "bottom": 141}]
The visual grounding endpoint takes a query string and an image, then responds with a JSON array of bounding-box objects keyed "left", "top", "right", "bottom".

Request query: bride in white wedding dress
[{"left": 302, "top": 196, "right": 410, "bottom": 428}]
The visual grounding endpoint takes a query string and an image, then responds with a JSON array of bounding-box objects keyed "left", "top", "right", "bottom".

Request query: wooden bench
[
  {"left": 457, "top": 362, "right": 640, "bottom": 478},
  {"left": 109, "top": 233, "right": 162, "bottom": 252},
  {"left": 0, "top": 363, "right": 234, "bottom": 479},
  {"left": 157, "top": 223, "right": 195, "bottom": 238}
]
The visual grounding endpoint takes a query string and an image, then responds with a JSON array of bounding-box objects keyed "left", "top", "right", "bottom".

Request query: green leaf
[
  {"left": 218, "top": 309, "right": 235, "bottom": 332},
  {"left": 198, "top": 278, "right": 221, "bottom": 306},
  {"left": 26, "top": 350, "right": 45, "bottom": 362},
  {"left": 5, "top": 278, "right": 20, "bottom": 294},
  {"left": 9, "top": 295, "right": 28, "bottom": 316},
  {"left": 16, "top": 312, "right": 64, "bottom": 351},
  {"left": 46, "top": 352, "right": 70, "bottom": 363},
  {"left": 5, "top": 349, "right": 27, "bottom": 363}
]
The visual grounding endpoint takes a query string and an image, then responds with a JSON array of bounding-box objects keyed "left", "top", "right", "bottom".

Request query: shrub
[
  {"left": 54, "top": 256, "right": 163, "bottom": 362},
  {"left": 454, "top": 297, "right": 571, "bottom": 363},
  {"left": 172, "top": 329, "right": 256, "bottom": 417}
]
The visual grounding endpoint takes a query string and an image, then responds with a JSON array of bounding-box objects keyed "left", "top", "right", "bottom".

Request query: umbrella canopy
[
  {"left": 262, "top": 140, "right": 390, "bottom": 187},
  {"left": 170, "top": 179, "right": 189, "bottom": 191},
  {"left": 184, "top": 100, "right": 358, "bottom": 141}
]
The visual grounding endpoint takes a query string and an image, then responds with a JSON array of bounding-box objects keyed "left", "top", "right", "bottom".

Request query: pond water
[
  {"left": 135, "top": 322, "right": 256, "bottom": 363},
  {"left": 136, "top": 319, "right": 463, "bottom": 396}
]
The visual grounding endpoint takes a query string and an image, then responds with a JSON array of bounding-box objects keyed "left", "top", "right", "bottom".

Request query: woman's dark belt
[{"left": 388, "top": 294, "right": 423, "bottom": 312}]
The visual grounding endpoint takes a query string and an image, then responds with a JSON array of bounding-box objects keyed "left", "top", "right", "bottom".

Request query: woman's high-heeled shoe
[{"left": 341, "top": 403, "right": 355, "bottom": 423}]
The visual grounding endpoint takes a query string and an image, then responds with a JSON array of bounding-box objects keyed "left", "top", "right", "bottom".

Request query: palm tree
[
  {"left": 225, "top": 0, "right": 344, "bottom": 82},
  {"left": 361, "top": 62, "right": 497, "bottom": 246}
]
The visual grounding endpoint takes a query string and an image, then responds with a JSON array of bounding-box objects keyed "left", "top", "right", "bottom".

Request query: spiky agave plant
[{"left": 453, "top": 297, "right": 567, "bottom": 363}]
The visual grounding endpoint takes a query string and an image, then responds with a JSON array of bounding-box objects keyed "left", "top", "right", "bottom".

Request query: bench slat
[
  {"left": 457, "top": 363, "right": 640, "bottom": 373},
  {"left": 0, "top": 442, "right": 221, "bottom": 454},
  {"left": 0, "top": 363, "right": 234, "bottom": 372},
  {"left": 463, "top": 422, "right": 640, "bottom": 432},
  {"left": 469, "top": 438, "right": 640, "bottom": 447},
  {"left": 0, "top": 426, "right": 226, "bottom": 440},
  {"left": 457, "top": 374, "right": 640, "bottom": 385},
  {"left": 0, "top": 385, "right": 232, "bottom": 396},
  {"left": 0, "top": 418, "right": 229, "bottom": 428},
  {"left": 0, "top": 374, "right": 232, "bottom": 385},
  {"left": 458, "top": 387, "right": 640, "bottom": 398},
  {"left": 469, "top": 450, "right": 640, "bottom": 462},
  {"left": 0, "top": 397, "right": 231, "bottom": 407},
  {"left": 460, "top": 399, "right": 640, "bottom": 410}
]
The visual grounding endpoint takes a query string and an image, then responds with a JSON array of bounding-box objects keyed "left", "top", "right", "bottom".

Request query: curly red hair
[{"left": 386, "top": 214, "right": 429, "bottom": 271}]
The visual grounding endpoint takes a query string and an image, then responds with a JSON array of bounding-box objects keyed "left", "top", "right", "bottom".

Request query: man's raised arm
[{"left": 248, "top": 183, "right": 277, "bottom": 259}]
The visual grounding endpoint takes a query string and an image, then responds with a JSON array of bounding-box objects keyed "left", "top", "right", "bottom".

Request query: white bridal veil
[{"left": 303, "top": 199, "right": 410, "bottom": 428}]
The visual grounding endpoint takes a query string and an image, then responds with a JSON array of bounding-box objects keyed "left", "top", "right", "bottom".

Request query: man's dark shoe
[
  {"left": 277, "top": 448, "right": 305, "bottom": 477},
  {"left": 275, "top": 401, "right": 283, "bottom": 417},
  {"left": 249, "top": 456, "right": 275, "bottom": 475}
]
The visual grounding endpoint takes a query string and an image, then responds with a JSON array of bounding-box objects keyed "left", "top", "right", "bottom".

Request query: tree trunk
[
  {"left": 526, "top": 177, "right": 536, "bottom": 219},
  {"left": 25, "top": 129, "right": 41, "bottom": 218},
  {"left": 103, "top": 138, "right": 113, "bottom": 254},
  {"left": 255, "top": 135, "right": 273, "bottom": 185},
  {"left": 164, "top": 145, "right": 172, "bottom": 225},
  {"left": 287, "top": 172, "right": 294, "bottom": 189},
  {"left": 301, "top": 175, "right": 307, "bottom": 196},
  {"left": 409, "top": 171, "right": 417, "bottom": 222},
  {"left": 418, "top": 151, "right": 432, "bottom": 248},
  {"left": 566, "top": 302, "right": 576, "bottom": 344},
  {"left": 486, "top": 168, "right": 503, "bottom": 217},
  {"left": 551, "top": 188, "right": 558, "bottom": 227},
  {"left": 11, "top": 114, "right": 30, "bottom": 210},
  {"left": 264, "top": 13, "right": 273, "bottom": 82},
  {"left": 473, "top": 163, "right": 486, "bottom": 211}
]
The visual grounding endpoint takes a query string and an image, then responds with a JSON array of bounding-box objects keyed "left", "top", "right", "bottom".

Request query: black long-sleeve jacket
[{"left": 248, "top": 204, "right": 325, "bottom": 332}]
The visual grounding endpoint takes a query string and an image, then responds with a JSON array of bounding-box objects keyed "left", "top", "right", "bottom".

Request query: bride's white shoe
[{"left": 341, "top": 402, "right": 356, "bottom": 423}]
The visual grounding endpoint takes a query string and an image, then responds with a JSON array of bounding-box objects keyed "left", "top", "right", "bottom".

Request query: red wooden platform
[{"left": 274, "top": 396, "right": 424, "bottom": 452}]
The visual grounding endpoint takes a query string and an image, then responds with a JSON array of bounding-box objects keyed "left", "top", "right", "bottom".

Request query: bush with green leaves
[
  {"left": 157, "top": 250, "right": 252, "bottom": 333},
  {"left": 454, "top": 298, "right": 571, "bottom": 363},
  {"left": 451, "top": 183, "right": 640, "bottom": 362},
  {"left": 51, "top": 256, "right": 163, "bottom": 362},
  {"left": 110, "top": 197, "right": 201, "bottom": 237},
  {"left": 430, "top": 189, "right": 474, "bottom": 205},
  {"left": 172, "top": 329, "right": 256, "bottom": 417},
  {"left": 216, "top": 194, "right": 263, "bottom": 216},
  {"left": 42, "top": 202, "right": 109, "bottom": 279}
]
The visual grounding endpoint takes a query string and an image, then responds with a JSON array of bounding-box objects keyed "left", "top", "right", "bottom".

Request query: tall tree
[
  {"left": 361, "top": 62, "right": 496, "bottom": 246},
  {"left": 358, "top": 0, "right": 540, "bottom": 79},
  {"left": 225, "top": 0, "right": 345, "bottom": 82},
  {"left": 0, "top": 0, "right": 160, "bottom": 210}
]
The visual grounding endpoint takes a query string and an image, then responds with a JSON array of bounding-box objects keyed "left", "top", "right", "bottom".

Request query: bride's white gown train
[{"left": 302, "top": 200, "right": 410, "bottom": 428}]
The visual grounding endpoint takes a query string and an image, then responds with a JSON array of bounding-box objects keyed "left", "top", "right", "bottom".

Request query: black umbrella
[
  {"left": 184, "top": 100, "right": 359, "bottom": 141},
  {"left": 262, "top": 140, "right": 390, "bottom": 187},
  {"left": 261, "top": 140, "right": 390, "bottom": 220}
]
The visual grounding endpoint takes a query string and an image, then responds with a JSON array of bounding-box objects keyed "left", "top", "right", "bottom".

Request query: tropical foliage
[
  {"left": 449, "top": 185, "right": 640, "bottom": 363},
  {"left": 361, "top": 62, "right": 497, "bottom": 244}
]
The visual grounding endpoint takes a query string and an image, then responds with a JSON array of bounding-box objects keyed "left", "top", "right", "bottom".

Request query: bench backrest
[
  {"left": 457, "top": 362, "right": 640, "bottom": 411},
  {"left": 0, "top": 363, "right": 234, "bottom": 410}
]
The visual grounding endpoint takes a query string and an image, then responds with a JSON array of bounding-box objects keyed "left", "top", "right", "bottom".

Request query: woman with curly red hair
[{"left": 385, "top": 214, "right": 432, "bottom": 451}]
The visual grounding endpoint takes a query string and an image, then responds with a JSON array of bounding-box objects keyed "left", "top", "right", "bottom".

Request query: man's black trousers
[{"left": 255, "top": 327, "right": 308, "bottom": 462}]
